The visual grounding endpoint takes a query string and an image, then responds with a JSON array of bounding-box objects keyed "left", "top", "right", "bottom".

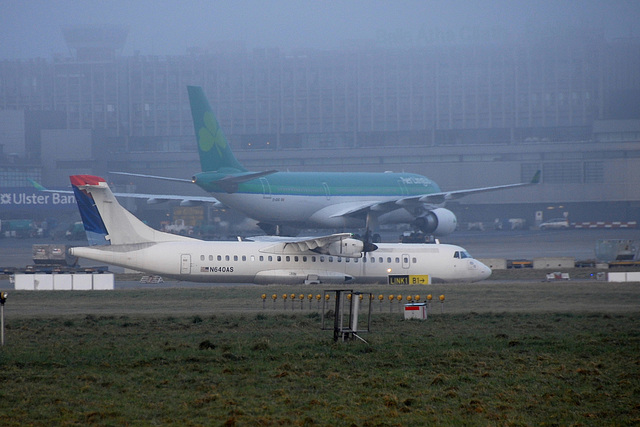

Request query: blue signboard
[{"left": 0, "top": 188, "right": 76, "bottom": 212}]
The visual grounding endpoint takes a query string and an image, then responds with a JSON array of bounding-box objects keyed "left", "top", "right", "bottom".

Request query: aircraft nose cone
[{"left": 479, "top": 263, "right": 492, "bottom": 280}]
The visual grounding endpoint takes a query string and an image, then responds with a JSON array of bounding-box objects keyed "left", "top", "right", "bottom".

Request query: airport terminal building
[{"left": 1, "top": 25, "right": 639, "bottom": 227}]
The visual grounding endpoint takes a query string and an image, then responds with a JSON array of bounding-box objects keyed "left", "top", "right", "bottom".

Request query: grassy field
[{"left": 0, "top": 281, "right": 638, "bottom": 425}]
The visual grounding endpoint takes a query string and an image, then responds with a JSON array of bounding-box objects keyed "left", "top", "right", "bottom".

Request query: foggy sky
[{"left": 1, "top": 0, "right": 639, "bottom": 59}]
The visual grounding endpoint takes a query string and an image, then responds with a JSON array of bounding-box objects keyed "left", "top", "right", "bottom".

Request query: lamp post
[{"left": 0, "top": 292, "right": 7, "bottom": 346}]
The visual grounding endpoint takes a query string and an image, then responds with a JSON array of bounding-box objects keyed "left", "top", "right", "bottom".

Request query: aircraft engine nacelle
[
  {"left": 319, "top": 237, "right": 365, "bottom": 258},
  {"left": 413, "top": 208, "right": 457, "bottom": 236}
]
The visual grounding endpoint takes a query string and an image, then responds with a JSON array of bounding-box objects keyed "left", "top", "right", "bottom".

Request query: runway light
[
  {"left": 439, "top": 295, "right": 445, "bottom": 301},
  {"left": 299, "top": 294, "right": 304, "bottom": 301},
  {"left": 397, "top": 295, "right": 403, "bottom": 302},
  {"left": 415, "top": 295, "right": 420, "bottom": 301},
  {"left": 272, "top": 294, "right": 277, "bottom": 301},
  {"left": 388, "top": 294, "right": 394, "bottom": 301},
  {"left": 427, "top": 294, "right": 432, "bottom": 301},
  {"left": 325, "top": 294, "right": 330, "bottom": 301},
  {"left": 316, "top": 294, "right": 321, "bottom": 301},
  {"left": 282, "top": 294, "right": 288, "bottom": 300},
  {"left": 261, "top": 294, "right": 267, "bottom": 300},
  {"left": 359, "top": 294, "right": 363, "bottom": 301},
  {"left": 406, "top": 295, "right": 413, "bottom": 302},
  {"left": 290, "top": 293, "right": 296, "bottom": 301},
  {"left": 378, "top": 294, "right": 384, "bottom": 301}
]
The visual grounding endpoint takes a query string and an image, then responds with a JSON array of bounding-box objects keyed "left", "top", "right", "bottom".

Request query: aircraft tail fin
[
  {"left": 187, "top": 85, "right": 246, "bottom": 173},
  {"left": 70, "top": 175, "right": 195, "bottom": 246}
]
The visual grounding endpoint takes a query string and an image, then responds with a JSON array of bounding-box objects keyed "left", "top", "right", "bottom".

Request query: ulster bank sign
[{"left": 0, "top": 188, "right": 76, "bottom": 211}]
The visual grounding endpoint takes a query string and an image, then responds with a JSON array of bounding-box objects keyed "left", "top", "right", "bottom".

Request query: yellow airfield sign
[{"left": 388, "top": 274, "right": 431, "bottom": 285}]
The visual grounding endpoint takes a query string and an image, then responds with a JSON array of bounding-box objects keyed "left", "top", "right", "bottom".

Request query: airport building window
[
  {"left": 584, "top": 161, "right": 604, "bottom": 183},
  {"left": 543, "top": 162, "right": 582, "bottom": 184}
]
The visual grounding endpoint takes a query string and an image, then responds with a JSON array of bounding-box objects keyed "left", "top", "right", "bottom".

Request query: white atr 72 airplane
[
  {"left": 69, "top": 175, "right": 491, "bottom": 284},
  {"left": 113, "top": 86, "right": 540, "bottom": 237}
]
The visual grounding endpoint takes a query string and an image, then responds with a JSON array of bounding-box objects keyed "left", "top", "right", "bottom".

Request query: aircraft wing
[
  {"left": 405, "top": 170, "right": 541, "bottom": 206},
  {"left": 319, "top": 170, "right": 540, "bottom": 217},
  {"left": 326, "top": 200, "right": 401, "bottom": 218},
  {"left": 253, "top": 233, "right": 370, "bottom": 258},
  {"left": 29, "top": 180, "right": 223, "bottom": 207}
]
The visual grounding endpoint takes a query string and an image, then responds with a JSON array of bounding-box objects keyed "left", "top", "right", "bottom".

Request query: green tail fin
[{"left": 187, "top": 86, "right": 246, "bottom": 172}]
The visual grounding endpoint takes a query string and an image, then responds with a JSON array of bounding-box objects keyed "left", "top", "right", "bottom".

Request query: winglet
[
  {"left": 530, "top": 170, "right": 541, "bottom": 184},
  {"left": 28, "top": 179, "right": 47, "bottom": 191}
]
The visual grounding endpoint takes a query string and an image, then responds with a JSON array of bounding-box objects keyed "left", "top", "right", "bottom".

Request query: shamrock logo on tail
[{"left": 198, "top": 111, "right": 227, "bottom": 158}]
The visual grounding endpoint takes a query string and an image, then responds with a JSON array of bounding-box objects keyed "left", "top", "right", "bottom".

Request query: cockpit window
[{"left": 454, "top": 251, "right": 472, "bottom": 259}]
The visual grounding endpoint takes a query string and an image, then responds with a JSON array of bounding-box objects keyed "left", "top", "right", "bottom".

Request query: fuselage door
[
  {"left": 402, "top": 253, "right": 410, "bottom": 269},
  {"left": 260, "top": 177, "right": 271, "bottom": 200},
  {"left": 322, "top": 182, "right": 331, "bottom": 200},
  {"left": 180, "top": 254, "right": 191, "bottom": 274}
]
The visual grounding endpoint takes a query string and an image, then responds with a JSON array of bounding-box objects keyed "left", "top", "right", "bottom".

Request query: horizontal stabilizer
[
  {"left": 110, "top": 171, "right": 192, "bottom": 183},
  {"left": 214, "top": 170, "right": 278, "bottom": 191}
]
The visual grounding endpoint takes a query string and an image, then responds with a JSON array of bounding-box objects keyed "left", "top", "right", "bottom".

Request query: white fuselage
[{"left": 70, "top": 241, "right": 491, "bottom": 284}]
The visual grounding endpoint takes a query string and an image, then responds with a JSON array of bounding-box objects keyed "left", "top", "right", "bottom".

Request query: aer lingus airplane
[
  {"left": 68, "top": 174, "right": 491, "bottom": 284},
  {"left": 114, "top": 86, "right": 539, "bottom": 237}
]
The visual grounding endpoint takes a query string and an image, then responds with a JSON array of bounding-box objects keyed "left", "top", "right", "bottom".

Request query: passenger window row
[{"left": 198, "top": 254, "right": 418, "bottom": 265}]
